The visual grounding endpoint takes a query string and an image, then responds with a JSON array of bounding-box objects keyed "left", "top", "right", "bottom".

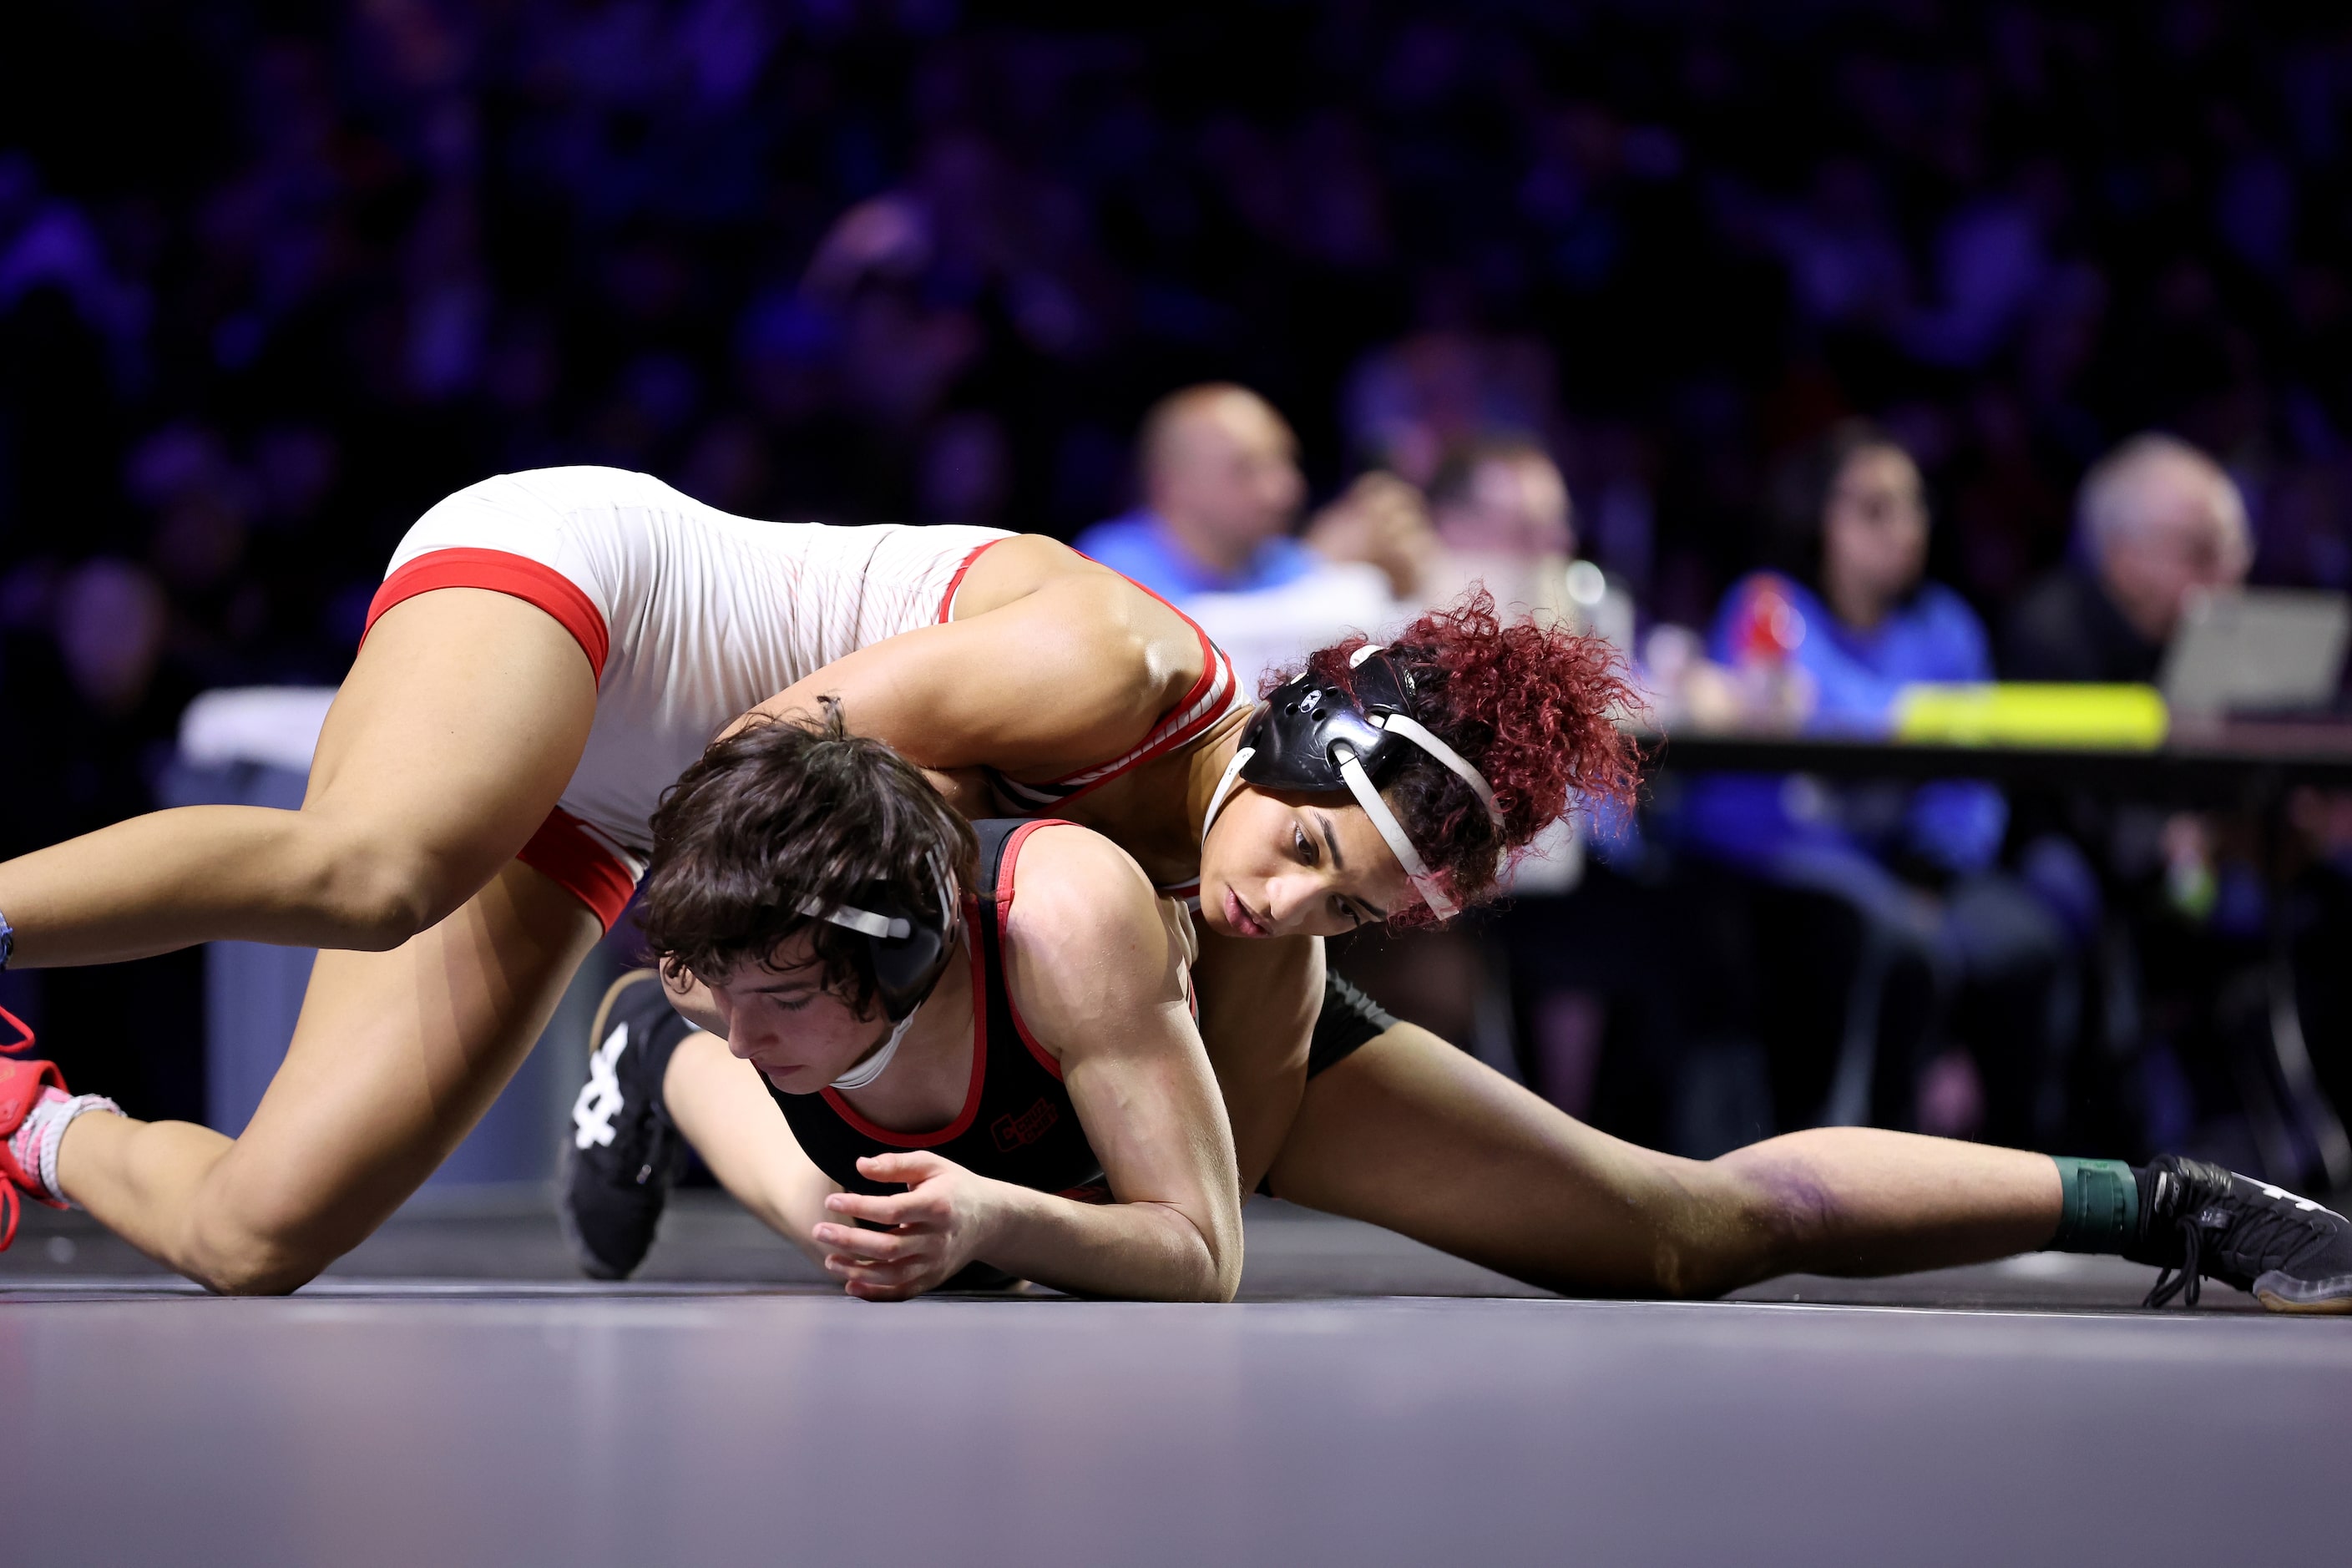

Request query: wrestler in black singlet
[
  {"left": 766, "top": 818, "right": 1111, "bottom": 1205},
  {"left": 771, "top": 816, "right": 1394, "bottom": 1207},
  {"left": 609, "top": 812, "right": 1383, "bottom": 1201},
  {"left": 564, "top": 817, "right": 1395, "bottom": 1284}
]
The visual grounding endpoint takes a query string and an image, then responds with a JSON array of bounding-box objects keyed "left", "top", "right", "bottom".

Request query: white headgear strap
[
  {"left": 1374, "top": 712, "right": 1505, "bottom": 832},
  {"left": 795, "top": 849, "right": 956, "bottom": 942},
  {"left": 797, "top": 850, "right": 959, "bottom": 1090},
  {"left": 797, "top": 900, "right": 908, "bottom": 939},
  {"left": 829, "top": 1006, "right": 920, "bottom": 1090},
  {"left": 1196, "top": 692, "right": 1504, "bottom": 925},
  {"left": 1335, "top": 748, "right": 1457, "bottom": 920},
  {"left": 1200, "top": 745, "right": 1255, "bottom": 854}
]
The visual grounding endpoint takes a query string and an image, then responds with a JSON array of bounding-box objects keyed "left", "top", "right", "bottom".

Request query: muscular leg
[
  {"left": 1191, "top": 929, "right": 1321, "bottom": 1191},
  {"left": 0, "top": 589, "right": 594, "bottom": 962},
  {"left": 1266, "top": 1023, "right": 2062, "bottom": 1298},
  {"left": 24, "top": 589, "right": 603, "bottom": 1291},
  {"left": 57, "top": 862, "right": 599, "bottom": 1292}
]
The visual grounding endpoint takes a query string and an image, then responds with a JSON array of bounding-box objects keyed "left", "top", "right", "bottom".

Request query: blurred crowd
[{"left": 4, "top": 1, "right": 2352, "bottom": 1164}]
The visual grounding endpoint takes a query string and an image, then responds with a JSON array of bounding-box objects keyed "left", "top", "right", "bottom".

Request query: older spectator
[
  {"left": 1075, "top": 383, "right": 1313, "bottom": 595},
  {"left": 2002, "top": 435, "right": 2286, "bottom": 1160},
  {"left": 1425, "top": 435, "right": 1572, "bottom": 610},
  {"left": 1075, "top": 382, "right": 1439, "bottom": 701},
  {"left": 2003, "top": 434, "right": 2253, "bottom": 683},
  {"left": 1075, "top": 382, "right": 1434, "bottom": 604}
]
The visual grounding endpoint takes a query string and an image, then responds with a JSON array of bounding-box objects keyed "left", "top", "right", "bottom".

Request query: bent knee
[
  {"left": 291, "top": 825, "right": 468, "bottom": 949},
  {"left": 1636, "top": 1160, "right": 1789, "bottom": 1300},
  {"left": 180, "top": 1181, "right": 374, "bottom": 1295},
  {"left": 195, "top": 1259, "right": 318, "bottom": 1297},
  {"left": 183, "top": 1224, "right": 332, "bottom": 1297},
  {"left": 1687, "top": 1146, "right": 1832, "bottom": 1290}
]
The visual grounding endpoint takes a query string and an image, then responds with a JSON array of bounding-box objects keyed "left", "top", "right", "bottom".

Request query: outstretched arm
[{"left": 1190, "top": 927, "right": 1323, "bottom": 1193}]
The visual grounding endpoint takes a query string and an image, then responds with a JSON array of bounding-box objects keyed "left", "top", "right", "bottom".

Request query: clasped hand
[{"left": 812, "top": 1151, "right": 1003, "bottom": 1301}]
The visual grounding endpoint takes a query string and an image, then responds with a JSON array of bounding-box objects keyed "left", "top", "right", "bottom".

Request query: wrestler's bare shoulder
[
  {"left": 947, "top": 534, "right": 1105, "bottom": 614},
  {"left": 995, "top": 822, "right": 1190, "bottom": 1042},
  {"left": 952, "top": 538, "right": 1201, "bottom": 677},
  {"left": 732, "top": 534, "right": 1214, "bottom": 776},
  {"left": 998, "top": 822, "right": 1162, "bottom": 939}
]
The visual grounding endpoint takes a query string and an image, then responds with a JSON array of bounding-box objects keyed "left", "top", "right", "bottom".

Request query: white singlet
[
  {"left": 367, "top": 466, "right": 1246, "bottom": 927},
  {"left": 367, "top": 467, "right": 1010, "bottom": 923}
]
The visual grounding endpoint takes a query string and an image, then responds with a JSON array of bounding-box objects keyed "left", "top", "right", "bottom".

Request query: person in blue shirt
[
  {"left": 1682, "top": 421, "right": 2075, "bottom": 1150},
  {"left": 1075, "top": 383, "right": 1321, "bottom": 597},
  {"left": 1075, "top": 382, "right": 1431, "bottom": 603}
]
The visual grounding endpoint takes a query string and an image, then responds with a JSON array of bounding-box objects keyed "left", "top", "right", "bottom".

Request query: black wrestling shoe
[
  {"left": 558, "top": 969, "right": 695, "bottom": 1281},
  {"left": 2127, "top": 1155, "right": 2352, "bottom": 1313}
]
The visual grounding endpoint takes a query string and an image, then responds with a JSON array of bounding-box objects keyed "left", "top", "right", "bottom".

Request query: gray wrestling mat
[{"left": 3, "top": 1196, "right": 2337, "bottom": 1565}]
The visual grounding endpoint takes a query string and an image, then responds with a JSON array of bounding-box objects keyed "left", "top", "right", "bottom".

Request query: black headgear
[
  {"left": 798, "top": 851, "right": 959, "bottom": 1024},
  {"left": 1238, "top": 652, "right": 1424, "bottom": 794},
  {"left": 1212, "top": 645, "right": 1505, "bottom": 920}
]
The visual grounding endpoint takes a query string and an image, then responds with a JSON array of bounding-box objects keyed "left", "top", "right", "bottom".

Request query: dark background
[{"left": 5, "top": 0, "right": 2350, "bottom": 1120}]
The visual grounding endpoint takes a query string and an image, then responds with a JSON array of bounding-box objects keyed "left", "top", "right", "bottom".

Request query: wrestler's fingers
[
  {"left": 857, "top": 1151, "right": 952, "bottom": 1186},
  {"left": 812, "top": 1223, "right": 914, "bottom": 1261},
  {"left": 824, "top": 1189, "right": 930, "bottom": 1227},
  {"left": 826, "top": 1255, "right": 930, "bottom": 1293},
  {"left": 825, "top": 1251, "right": 927, "bottom": 1280}
]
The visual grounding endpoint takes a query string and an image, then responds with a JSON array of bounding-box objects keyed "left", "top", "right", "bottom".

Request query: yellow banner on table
[{"left": 1891, "top": 684, "right": 2169, "bottom": 748}]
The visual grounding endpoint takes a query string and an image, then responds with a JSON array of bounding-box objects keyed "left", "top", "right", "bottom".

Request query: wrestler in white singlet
[
  {"left": 365, "top": 467, "right": 1010, "bottom": 923},
  {"left": 365, "top": 465, "right": 1245, "bottom": 927}
]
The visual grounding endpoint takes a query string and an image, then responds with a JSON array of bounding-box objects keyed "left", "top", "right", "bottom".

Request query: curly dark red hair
[{"left": 1277, "top": 588, "right": 1643, "bottom": 925}]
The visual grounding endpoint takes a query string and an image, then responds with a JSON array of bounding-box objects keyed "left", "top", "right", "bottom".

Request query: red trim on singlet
[
  {"left": 1120, "top": 570, "right": 1222, "bottom": 712},
  {"left": 1056, "top": 566, "right": 1230, "bottom": 802},
  {"left": 817, "top": 894, "right": 990, "bottom": 1147},
  {"left": 934, "top": 538, "right": 1009, "bottom": 625},
  {"left": 514, "top": 807, "right": 639, "bottom": 933},
  {"left": 365, "top": 548, "right": 610, "bottom": 681},
  {"left": 993, "top": 819, "right": 1068, "bottom": 1082},
  {"left": 983, "top": 559, "right": 1245, "bottom": 809}
]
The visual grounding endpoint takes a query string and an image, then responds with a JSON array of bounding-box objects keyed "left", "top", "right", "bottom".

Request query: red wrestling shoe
[{"left": 0, "top": 1007, "right": 68, "bottom": 1252}]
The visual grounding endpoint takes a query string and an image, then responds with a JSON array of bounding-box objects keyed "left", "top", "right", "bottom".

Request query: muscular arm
[
  {"left": 728, "top": 561, "right": 1205, "bottom": 781},
  {"left": 659, "top": 1029, "right": 841, "bottom": 1267},
  {"left": 986, "top": 826, "right": 1244, "bottom": 1302}
]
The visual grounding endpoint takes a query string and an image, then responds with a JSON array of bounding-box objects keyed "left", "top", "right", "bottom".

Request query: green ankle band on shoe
[{"left": 2050, "top": 1156, "right": 2140, "bottom": 1253}]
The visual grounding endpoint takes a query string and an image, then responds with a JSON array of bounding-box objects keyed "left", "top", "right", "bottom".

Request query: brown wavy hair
[{"left": 639, "top": 701, "right": 977, "bottom": 1009}]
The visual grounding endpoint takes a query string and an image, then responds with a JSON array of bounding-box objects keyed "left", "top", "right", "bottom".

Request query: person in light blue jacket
[{"left": 1682, "top": 422, "right": 2075, "bottom": 1150}]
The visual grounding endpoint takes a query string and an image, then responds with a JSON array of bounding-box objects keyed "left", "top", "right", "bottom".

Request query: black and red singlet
[{"left": 768, "top": 818, "right": 1110, "bottom": 1205}]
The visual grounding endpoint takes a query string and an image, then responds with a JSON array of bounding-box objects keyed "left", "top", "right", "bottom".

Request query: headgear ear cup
[
  {"left": 866, "top": 852, "right": 956, "bottom": 1019},
  {"left": 866, "top": 918, "right": 944, "bottom": 1019},
  {"left": 797, "top": 850, "right": 959, "bottom": 1021},
  {"left": 1224, "top": 648, "right": 1506, "bottom": 919}
]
